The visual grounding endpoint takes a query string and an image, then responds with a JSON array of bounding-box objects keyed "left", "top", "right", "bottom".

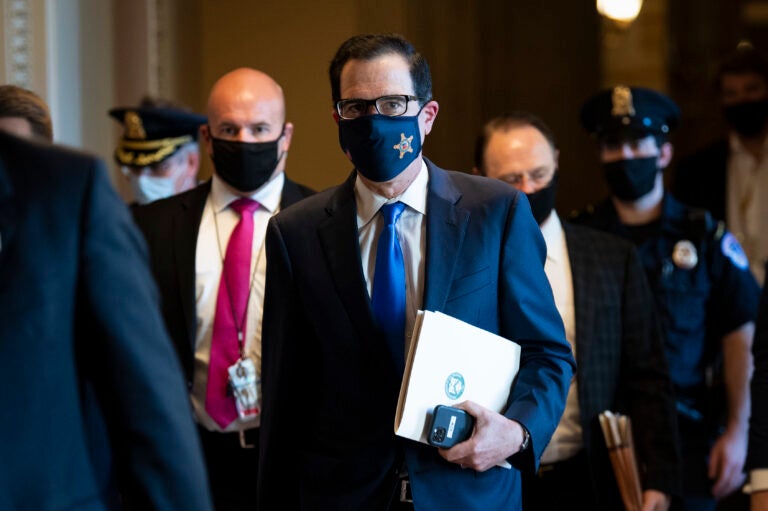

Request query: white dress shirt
[
  {"left": 355, "top": 161, "right": 428, "bottom": 354},
  {"left": 538, "top": 211, "right": 582, "bottom": 465},
  {"left": 727, "top": 133, "right": 768, "bottom": 284},
  {"left": 192, "top": 172, "right": 285, "bottom": 432}
]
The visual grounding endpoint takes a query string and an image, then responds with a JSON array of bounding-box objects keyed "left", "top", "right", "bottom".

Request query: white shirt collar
[
  {"left": 210, "top": 172, "right": 285, "bottom": 214},
  {"left": 539, "top": 210, "right": 565, "bottom": 264},
  {"left": 355, "top": 161, "right": 429, "bottom": 229},
  {"left": 729, "top": 131, "right": 768, "bottom": 155}
]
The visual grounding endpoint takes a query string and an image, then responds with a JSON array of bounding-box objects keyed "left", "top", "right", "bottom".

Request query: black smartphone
[{"left": 427, "top": 405, "right": 475, "bottom": 448}]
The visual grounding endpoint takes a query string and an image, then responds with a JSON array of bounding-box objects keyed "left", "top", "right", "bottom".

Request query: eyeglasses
[{"left": 336, "top": 95, "right": 422, "bottom": 120}]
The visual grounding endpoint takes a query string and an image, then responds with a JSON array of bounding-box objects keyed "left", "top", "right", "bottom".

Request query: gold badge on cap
[
  {"left": 611, "top": 86, "right": 636, "bottom": 117},
  {"left": 393, "top": 132, "right": 414, "bottom": 159},
  {"left": 124, "top": 111, "right": 147, "bottom": 140},
  {"left": 672, "top": 240, "right": 698, "bottom": 270}
]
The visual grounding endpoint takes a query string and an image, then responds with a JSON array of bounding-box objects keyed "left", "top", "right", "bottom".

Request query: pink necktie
[{"left": 206, "top": 197, "right": 260, "bottom": 428}]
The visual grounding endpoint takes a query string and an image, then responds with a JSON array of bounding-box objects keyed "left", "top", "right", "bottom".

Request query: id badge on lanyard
[{"left": 228, "top": 357, "right": 260, "bottom": 420}]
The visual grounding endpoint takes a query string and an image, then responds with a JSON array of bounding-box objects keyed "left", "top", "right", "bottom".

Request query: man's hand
[
  {"left": 435, "top": 400, "right": 526, "bottom": 472},
  {"left": 709, "top": 426, "right": 747, "bottom": 499},
  {"left": 641, "top": 489, "right": 670, "bottom": 511}
]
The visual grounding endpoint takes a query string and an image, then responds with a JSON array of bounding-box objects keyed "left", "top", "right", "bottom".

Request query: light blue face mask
[
  {"left": 129, "top": 171, "right": 178, "bottom": 204},
  {"left": 338, "top": 113, "right": 422, "bottom": 182}
]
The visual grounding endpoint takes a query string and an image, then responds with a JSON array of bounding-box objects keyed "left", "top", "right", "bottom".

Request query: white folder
[{"left": 394, "top": 310, "right": 521, "bottom": 451}]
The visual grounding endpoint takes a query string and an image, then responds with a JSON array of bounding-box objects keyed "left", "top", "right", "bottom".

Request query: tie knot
[
  {"left": 230, "top": 197, "right": 259, "bottom": 216},
  {"left": 380, "top": 201, "right": 406, "bottom": 225}
]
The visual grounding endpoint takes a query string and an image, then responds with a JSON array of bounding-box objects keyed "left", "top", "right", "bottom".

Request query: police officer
[
  {"left": 572, "top": 85, "right": 761, "bottom": 511},
  {"left": 109, "top": 97, "right": 206, "bottom": 205}
]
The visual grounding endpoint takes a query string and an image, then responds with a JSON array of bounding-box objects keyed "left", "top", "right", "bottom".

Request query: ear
[
  {"left": 658, "top": 141, "right": 674, "bottom": 169},
  {"left": 186, "top": 148, "right": 200, "bottom": 175},
  {"left": 420, "top": 100, "right": 439, "bottom": 135},
  {"left": 553, "top": 148, "right": 561, "bottom": 167},
  {"left": 471, "top": 166, "right": 481, "bottom": 176},
  {"left": 332, "top": 110, "right": 340, "bottom": 125},
  {"left": 200, "top": 124, "right": 213, "bottom": 157},
  {"left": 281, "top": 122, "right": 294, "bottom": 152}
]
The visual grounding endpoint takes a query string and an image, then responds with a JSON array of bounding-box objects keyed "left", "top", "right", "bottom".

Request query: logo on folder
[{"left": 444, "top": 372, "right": 466, "bottom": 400}]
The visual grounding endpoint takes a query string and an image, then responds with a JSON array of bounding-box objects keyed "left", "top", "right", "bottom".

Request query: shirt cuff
[{"left": 745, "top": 469, "right": 768, "bottom": 493}]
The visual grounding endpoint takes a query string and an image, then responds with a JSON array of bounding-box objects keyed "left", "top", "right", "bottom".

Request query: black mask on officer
[
  {"left": 602, "top": 157, "right": 659, "bottom": 201},
  {"left": 525, "top": 172, "right": 559, "bottom": 225},
  {"left": 723, "top": 99, "right": 768, "bottom": 138}
]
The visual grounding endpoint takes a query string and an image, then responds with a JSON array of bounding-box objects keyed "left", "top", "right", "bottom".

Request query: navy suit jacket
[
  {"left": 257, "top": 160, "right": 575, "bottom": 510},
  {"left": 132, "top": 177, "right": 315, "bottom": 385},
  {"left": 0, "top": 132, "right": 212, "bottom": 510},
  {"left": 562, "top": 221, "right": 681, "bottom": 506}
]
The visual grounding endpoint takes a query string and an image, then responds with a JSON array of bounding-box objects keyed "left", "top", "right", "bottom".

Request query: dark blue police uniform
[{"left": 575, "top": 85, "right": 762, "bottom": 511}]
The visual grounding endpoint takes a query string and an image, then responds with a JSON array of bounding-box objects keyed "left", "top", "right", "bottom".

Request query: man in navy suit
[
  {"left": 133, "top": 67, "right": 314, "bottom": 511},
  {"left": 474, "top": 111, "right": 681, "bottom": 510},
  {"left": 256, "top": 33, "right": 575, "bottom": 511},
  {"left": 0, "top": 130, "right": 212, "bottom": 510}
]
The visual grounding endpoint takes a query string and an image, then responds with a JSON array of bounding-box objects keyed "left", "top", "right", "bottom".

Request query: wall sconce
[{"left": 597, "top": 0, "right": 643, "bottom": 27}]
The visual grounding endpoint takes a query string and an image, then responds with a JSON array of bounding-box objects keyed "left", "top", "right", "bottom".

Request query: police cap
[
  {"left": 579, "top": 85, "right": 680, "bottom": 142},
  {"left": 109, "top": 105, "right": 207, "bottom": 167}
]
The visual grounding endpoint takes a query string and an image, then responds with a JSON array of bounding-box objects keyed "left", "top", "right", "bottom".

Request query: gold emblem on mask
[
  {"left": 124, "top": 111, "right": 147, "bottom": 140},
  {"left": 393, "top": 132, "right": 414, "bottom": 159},
  {"left": 611, "top": 86, "right": 635, "bottom": 117}
]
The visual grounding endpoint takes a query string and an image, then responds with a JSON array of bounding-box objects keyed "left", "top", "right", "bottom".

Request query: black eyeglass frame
[{"left": 335, "top": 95, "right": 426, "bottom": 120}]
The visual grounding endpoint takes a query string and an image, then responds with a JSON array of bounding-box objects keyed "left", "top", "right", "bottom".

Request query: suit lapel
[
  {"left": 422, "top": 161, "right": 469, "bottom": 311},
  {"left": 562, "top": 222, "right": 589, "bottom": 357},
  {"left": 280, "top": 177, "right": 307, "bottom": 208},
  {"left": 174, "top": 182, "right": 210, "bottom": 350},
  {"left": 317, "top": 172, "right": 379, "bottom": 338}
]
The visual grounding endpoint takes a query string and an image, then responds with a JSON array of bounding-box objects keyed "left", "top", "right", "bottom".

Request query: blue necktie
[{"left": 372, "top": 201, "right": 407, "bottom": 374}]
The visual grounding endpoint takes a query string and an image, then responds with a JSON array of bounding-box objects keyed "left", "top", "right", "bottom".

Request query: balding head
[
  {"left": 201, "top": 67, "right": 294, "bottom": 195},
  {"left": 206, "top": 67, "right": 286, "bottom": 126}
]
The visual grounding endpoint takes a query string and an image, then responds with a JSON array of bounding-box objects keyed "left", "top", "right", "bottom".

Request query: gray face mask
[{"left": 128, "top": 172, "right": 178, "bottom": 204}]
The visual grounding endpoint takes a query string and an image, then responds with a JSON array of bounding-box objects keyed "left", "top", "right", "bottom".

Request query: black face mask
[
  {"left": 211, "top": 134, "right": 283, "bottom": 192},
  {"left": 525, "top": 172, "right": 558, "bottom": 225},
  {"left": 602, "top": 157, "right": 658, "bottom": 201},
  {"left": 723, "top": 99, "right": 768, "bottom": 137}
]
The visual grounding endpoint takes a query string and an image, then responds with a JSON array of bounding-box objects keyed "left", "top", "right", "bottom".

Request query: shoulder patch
[{"left": 720, "top": 232, "right": 749, "bottom": 270}]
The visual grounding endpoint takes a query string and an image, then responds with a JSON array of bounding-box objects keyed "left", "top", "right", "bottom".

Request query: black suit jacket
[
  {"left": 672, "top": 139, "right": 729, "bottom": 221},
  {"left": 257, "top": 160, "right": 575, "bottom": 510},
  {"left": 132, "top": 176, "right": 315, "bottom": 385},
  {"left": 0, "top": 131, "right": 212, "bottom": 510},
  {"left": 562, "top": 221, "right": 681, "bottom": 506}
]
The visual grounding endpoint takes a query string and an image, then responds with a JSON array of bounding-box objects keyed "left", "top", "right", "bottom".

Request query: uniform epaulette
[{"left": 685, "top": 209, "right": 714, "bottom": 242}]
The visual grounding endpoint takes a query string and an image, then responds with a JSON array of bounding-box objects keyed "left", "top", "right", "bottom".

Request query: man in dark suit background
[
  {"left": 473, "top": 111, "right": 681, "bottom": 510},
  {"left": 256, "top": 33, "right": 575, "bottom": 511},
  {"left": 673, "top": 45, "right": 768, "bottom": 285},
  {"left": 132, "top": 67, "right": 314, "bottom": 511},
  {"left": 0, "top": 130, "right": 212, "bottom": 510}
]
